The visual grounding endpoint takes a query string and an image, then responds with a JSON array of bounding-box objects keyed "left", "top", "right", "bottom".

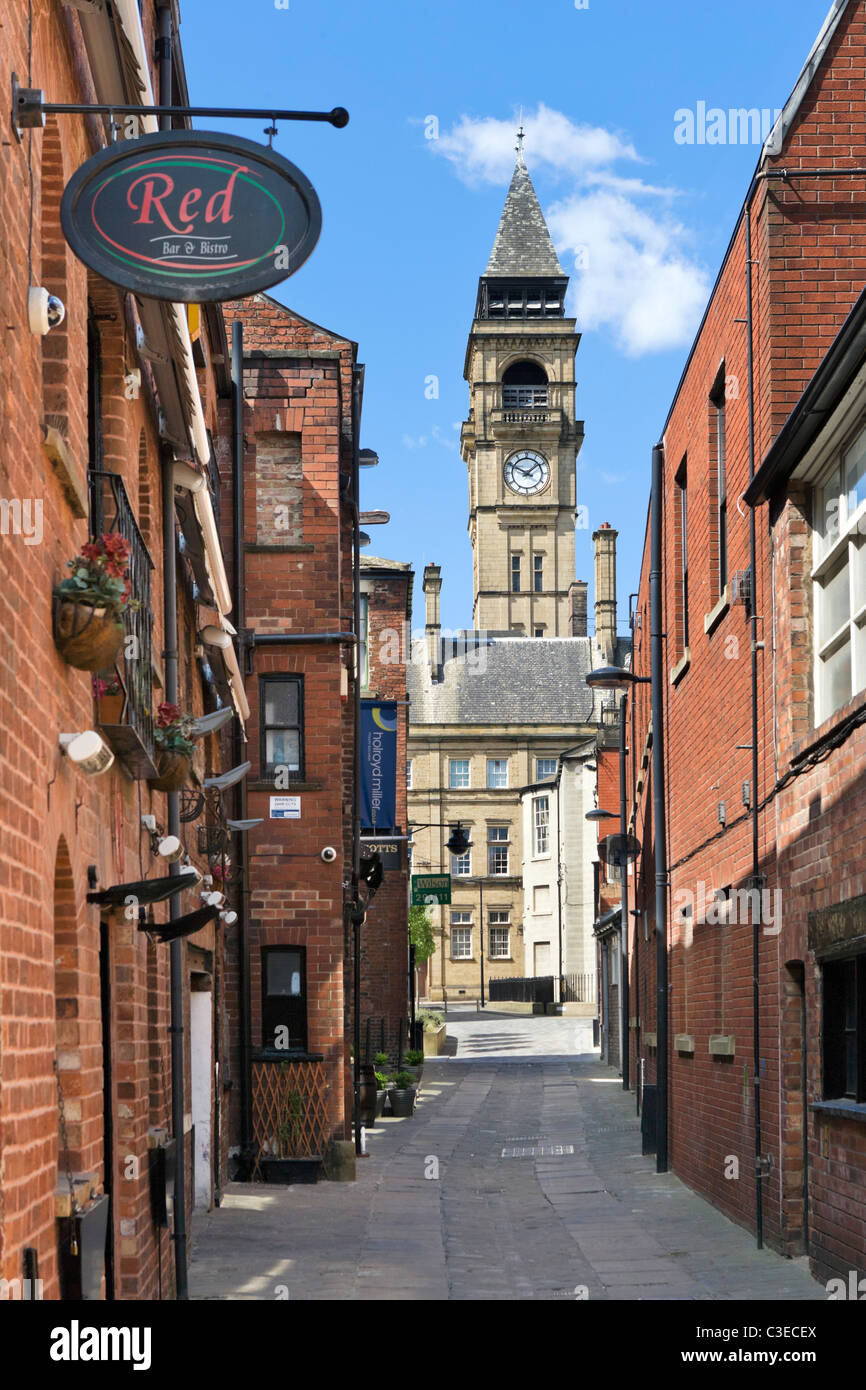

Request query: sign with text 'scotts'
[{"left": 360, "top": 701, "right": 397, "bottom": 832}]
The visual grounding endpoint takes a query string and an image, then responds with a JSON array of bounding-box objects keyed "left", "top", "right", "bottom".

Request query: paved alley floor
[{"left": 190, "top": 1009, "right": 825, "bottom": 1301}]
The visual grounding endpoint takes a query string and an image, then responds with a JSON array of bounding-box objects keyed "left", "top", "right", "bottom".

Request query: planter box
[
  {"left": 422, "top": 1023, "right": 446, "bottom": 1057},
  {"left": 258, "top": 1156, "right": 322, "bottom": 1184}
]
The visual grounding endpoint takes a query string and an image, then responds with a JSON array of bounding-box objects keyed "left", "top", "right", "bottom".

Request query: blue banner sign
[{"left": 360, "top": 701, "right": 398, "bottom": 831}]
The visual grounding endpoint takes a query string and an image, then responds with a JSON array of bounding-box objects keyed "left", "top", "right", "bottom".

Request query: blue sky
[{"left": 181, "top": 0, "right": 833, "bottom": 632}]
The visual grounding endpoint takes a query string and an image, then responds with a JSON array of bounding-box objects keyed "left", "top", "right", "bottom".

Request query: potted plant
[
  {"left": 54, "top": 533, "right": 138, "bottom": 671},
  {"left": 93, "top": 673, "right": 124, "bottom": 726},
  {"left": 388, "top": 1071, "right": 417, "bottom": 1118},
  {"left": 150, "top": 703, "right": 196, "bottom": 791},
  {"left": 358, "top": 1061, "right": 378, "bottom": 1128},
  {"left": 403, "top": 1048, "right": 425, "bottom": 1083},
  {"left": 374, "top": 1070, "right": 391, "bottom": 1118}
]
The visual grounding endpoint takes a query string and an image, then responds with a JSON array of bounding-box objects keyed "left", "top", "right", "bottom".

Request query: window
[
  {"left": 676, "top": 455, "right": 689, "bottom": 650},
  {"left": 260, "top": 675, "right": 304, "bottom": 780},
  {"left": 534, "top": 795, "right": 550, "bottom": 856},
  {"left": 488, "top": 825, "right": 509, "bottom": 876},
  {"left": 536, "top": 758, "right": 557, "bottom": 781},
  {"left": 511, "top": 555, "right": 521, "bottom": 592},
  {"left": 812, "top": 436, "right": 866, "bottom": 722},
  {"left": 262, "top": 946, "right": 307, "bottom": 1052},
  {"left": 449, "top": 758, "right": 470, "bottom": 789},
  {"left": 451, "top": 829, "right": 472, "bottom": 877},
  {"left": 534, "top": 627, "right": 544, "bottom": 638},
  {"left": 487, "top": 758, "right": 508, "bottom": 789},
  {"left": 502, "top": 359, "right": 548, "bottom": 406},
  {"left": 359, "top": 594, "right": 370, "bottom": 687},
  {"left": 710, "top": 373, "right": 728, "bottom": 596},
  {"left": 534, "top": 554, "right": 544, "bottom": 593},
  {"left": 406, "top": 759, "right": 413, "bottom": 790},
  {"left": 451, "top": 914, "right": 472, "bottom": 958},
  {"left": 489, "top": 913, "right": 511, "bottom": 959},
  {"left": 822, "top": 954, "right": 866, "bottom": 1101}
]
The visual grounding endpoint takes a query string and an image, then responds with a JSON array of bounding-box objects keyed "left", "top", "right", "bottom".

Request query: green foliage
[
  {"left": 374, "top": 1071, "right": 389, "bottom": 1090},
  {"left": 408, "top": 903, "right": 435, "bottom": 964},
  {"left": 417, "top": 1008, "right": 444, "bottom": 1030},
  {"left": 405, "top": 1049, "right": 424, "bottom": 1066},
  {"left": 393, "top": 1072, "right": 415, "bottom": 1090},
  {"left": 373, "top": 1051, "right": 388, "bottom": 1067},
  {"left": 57, "top": 533, "right": 139, "bottom": 616}
]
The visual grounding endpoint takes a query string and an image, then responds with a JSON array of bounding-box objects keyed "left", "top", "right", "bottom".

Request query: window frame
[
  {"left": 511, "top": 554, "right": 521, "bottom": 593},
  {"left": 487, "top": 757, "right": 509, "bottom": 789},
  {"left": 710, "top": 373, "right": 728, "bottom": 598},
  {"left": 536, "top": 757, "right": 557, "bottom": 781},
  {"left": 487, "top": 824, "right": 510, "bottom": 876},
  {"left": 489, "top": 918, "right": 511, "bottom": 959},
  {"left": 261, "top": 945, "right": 308, "bottom": 1053},
  {"left": 676, "top": 455, "right": 689, "bottom": 650},
  {"left": 450, "top": 915, "right": 473, "bottom": 959},
  {"left": 822, "top": 953, "right": 866, "bottom": 1102},
  {"left": 259, "top": 674, "right": 305, "bottom": 781},
  {"left": 811, "top": 437, "right": 866, "bottom": 723},
  {"left": 449, "top": 757, "right": 471, "bottom": 789},
  {"left": 533, "top": 553, "right": 544, "bottom": 593},
  {"left": 533, "top": 794, "right": 551, "bottom": 857}
]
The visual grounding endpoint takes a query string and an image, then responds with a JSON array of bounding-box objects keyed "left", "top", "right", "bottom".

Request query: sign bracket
[{"left": 11, "top": 73, "right": 349, "bottom": 140}]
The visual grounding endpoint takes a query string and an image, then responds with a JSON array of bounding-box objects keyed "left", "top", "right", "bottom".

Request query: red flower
[{"left": 157, "top": 702, "right": 181, "bottom": 727}]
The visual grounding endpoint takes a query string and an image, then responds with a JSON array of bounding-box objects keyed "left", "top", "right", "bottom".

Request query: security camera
[
  {"left": 220, "top": 910, "right": 238, "bottom": 927},
  {"left": 59, "top": 731, "right": 114, "bottom": 776},
  {"left": 28, "top": 286, "right": 65, "bottom": 335},
  {"left": 321, "top": 846, "right": 338, "bottom": 863}
]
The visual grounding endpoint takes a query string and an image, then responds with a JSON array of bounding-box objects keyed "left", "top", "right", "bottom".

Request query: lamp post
[{"left": 586, "top": 646, "right": 668, "bottom": 1171}]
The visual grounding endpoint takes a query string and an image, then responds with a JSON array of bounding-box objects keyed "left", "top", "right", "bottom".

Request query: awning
[
  {"left": 593, "top": 906, "right": 622, "bottom": 938},
  {"left": 139, "top": 903, "right": 220, "bottom": 945},
  {"left": 87, "top": 870, "right": 200, "bottom": 907}
]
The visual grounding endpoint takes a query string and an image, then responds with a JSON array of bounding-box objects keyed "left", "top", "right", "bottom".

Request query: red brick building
[
  {"left": 625, "top": 0, "right": 866, "bottom": 1282},
  {"left": 217, "top": 295, "right": 360, "bottom": 1177},
  {"left": 359, "top": 555, "right": 413, "bottom": 1065},
  {"left": 0, "top": 1, "right": 246, "bottom": 1298}
]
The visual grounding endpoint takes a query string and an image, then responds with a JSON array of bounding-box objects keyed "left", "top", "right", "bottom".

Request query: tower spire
[{"left": 516, "top": 108, "right": 525, "bottom": 160}]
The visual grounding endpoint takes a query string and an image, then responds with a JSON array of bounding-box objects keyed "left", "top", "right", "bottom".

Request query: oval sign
[{"left": 60, "top": 130, "right": 322, "bottom": 303}]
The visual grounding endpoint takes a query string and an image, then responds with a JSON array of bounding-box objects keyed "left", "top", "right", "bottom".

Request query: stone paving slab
[{"left": 190, "top": 1011, "right": 826, "bottom": 1302}]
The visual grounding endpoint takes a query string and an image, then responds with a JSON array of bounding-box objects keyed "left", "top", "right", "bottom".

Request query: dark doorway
[{"left": 99, "top": 920, "right": 116, "bottom": 1299}]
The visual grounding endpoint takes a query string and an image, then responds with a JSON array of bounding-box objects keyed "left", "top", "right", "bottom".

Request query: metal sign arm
[{"left": 11, "top": 75, "right": 348, "bottom": 133}]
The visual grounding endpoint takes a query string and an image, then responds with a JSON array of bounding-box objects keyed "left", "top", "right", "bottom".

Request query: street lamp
[
  {"left": 585, "top": 808, "right": 618, "bottom": 822},
  {"left": 585, "top": 442, "right": 669, "bottom": 1173}
]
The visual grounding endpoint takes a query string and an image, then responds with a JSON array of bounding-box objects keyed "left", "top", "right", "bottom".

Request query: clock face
[{"left": 504, "top": 449, "right": 550, "bottom": 496}]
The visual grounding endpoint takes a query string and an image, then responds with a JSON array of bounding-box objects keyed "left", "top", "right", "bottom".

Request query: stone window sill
[
  {"left": 247, "top": 780, "right": 323, "bottom": 792},
  {"left": 810, "top": 1099, "right": 866, "bottom": 1123},
  {"left": 703, "top": 586, "right": 731, "bottom": 636},
  {"left": 670, "top": 648, "right": 691, "bottom": 687}
]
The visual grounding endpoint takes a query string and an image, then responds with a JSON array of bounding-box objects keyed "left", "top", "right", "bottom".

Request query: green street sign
[{"left": 411, "top": 873, "right": 452, "bottom": 905}]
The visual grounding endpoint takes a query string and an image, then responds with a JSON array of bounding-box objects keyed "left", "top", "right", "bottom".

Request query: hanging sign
[
  {"left": 411, "top": 874, "right": 451, "bottom": 906},
  {"left": 360, "top": 701, "right": 398, "bottom": 832},
  {"left": 60, "top": 130, "right": 322, "bottom": 303}
]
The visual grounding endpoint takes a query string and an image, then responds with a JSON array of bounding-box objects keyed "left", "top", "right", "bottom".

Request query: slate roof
[
  {"left": 484, "top": 155, "right": 565, "bottom": 279},
  {"left": 360, "top": 554, "right": 412, "bottom": 572},
  {"left": 407, "top": 635, "right": 597, "bottom": 726}
]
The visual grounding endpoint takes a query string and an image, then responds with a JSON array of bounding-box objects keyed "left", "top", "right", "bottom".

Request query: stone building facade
[{"left": 408, "top": 148, "right": 626, "bottom": 1002}]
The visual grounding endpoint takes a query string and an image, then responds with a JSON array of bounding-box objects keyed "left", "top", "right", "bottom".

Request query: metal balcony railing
[{"left": 89, "top": 470, "right": 155, "bottom": 770}]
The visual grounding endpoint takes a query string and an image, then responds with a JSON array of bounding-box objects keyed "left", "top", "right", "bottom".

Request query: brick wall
[{"left": 625, "top": 0, "right": 866, "bottom": 1278}]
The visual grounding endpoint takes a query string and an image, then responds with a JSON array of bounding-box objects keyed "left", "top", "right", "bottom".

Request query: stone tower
[{"left": 461, "top": 148, "right": 583, "bottom": 635}]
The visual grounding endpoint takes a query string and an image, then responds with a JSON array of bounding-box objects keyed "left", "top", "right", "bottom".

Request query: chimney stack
[
  {"left": 423, "top": 563, "right": 442, "bottom": 680},
  {"left": 593, "top": 523, "right": 618, "bottom": 663},
  {"left": 569, "top": 580, "right": 588, "bottom": 637}
]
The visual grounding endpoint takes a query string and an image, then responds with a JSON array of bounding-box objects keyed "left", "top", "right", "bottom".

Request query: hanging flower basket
[
  {"left": 150, "top": 749, "right": 192, "bottom": 792},
  {"left": 150, "top": 703, "right": 196, "bottom": 792},
  {"left": 54, "top": 600, "right": 125, "bottom": 672},
  {"left": 53, "top": 533, "right": 138, "bottom": 673}
]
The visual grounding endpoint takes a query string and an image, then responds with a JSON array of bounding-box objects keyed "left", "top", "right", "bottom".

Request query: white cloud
[
  {"left": 401, "top": 425, "right": 458, "bottom": 453},
  {"left": 429, "top": 105, "right": 710, "bottom": 356}
]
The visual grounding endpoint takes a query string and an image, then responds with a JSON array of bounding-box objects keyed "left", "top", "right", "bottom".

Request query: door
[
  {"left": 99, "top": 920, "right": 115, "bottom": 1299},
  {"left": 190, "top": 987, "right": 213, "bottom": 1210}
]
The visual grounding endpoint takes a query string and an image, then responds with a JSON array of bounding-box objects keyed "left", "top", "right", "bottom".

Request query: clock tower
[{"left": 461, "top": 143, "right": 583, "bottom": 635}]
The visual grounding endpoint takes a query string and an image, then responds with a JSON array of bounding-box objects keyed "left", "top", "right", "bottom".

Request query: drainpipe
[
  {"left": 231, "top": 318, "right": 252, "bottom": 1159},
  {"left": 651, "top": 442, "right": 669, "bottom": 1174},
  {"left": 350, "top": 365, "right": 364, "bottom": 1154},
  {"left": 744, "top": 189, "right": 765, "bottom": 1249},
  {"left": 156, "top": 2, "right": 188, "bottom": 1301},
  {"left": 619, "top": 692, "right": 630, "bottom": 1091}
]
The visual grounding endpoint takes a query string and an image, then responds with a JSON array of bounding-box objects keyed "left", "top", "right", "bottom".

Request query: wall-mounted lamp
[{"left": 59, "top": 731, "right": 114, "bottom": 776}]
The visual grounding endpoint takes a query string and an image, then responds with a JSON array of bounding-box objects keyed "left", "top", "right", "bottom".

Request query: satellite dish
[{"left": 598, "top": 833, "right": 641, "bottom": 868}]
